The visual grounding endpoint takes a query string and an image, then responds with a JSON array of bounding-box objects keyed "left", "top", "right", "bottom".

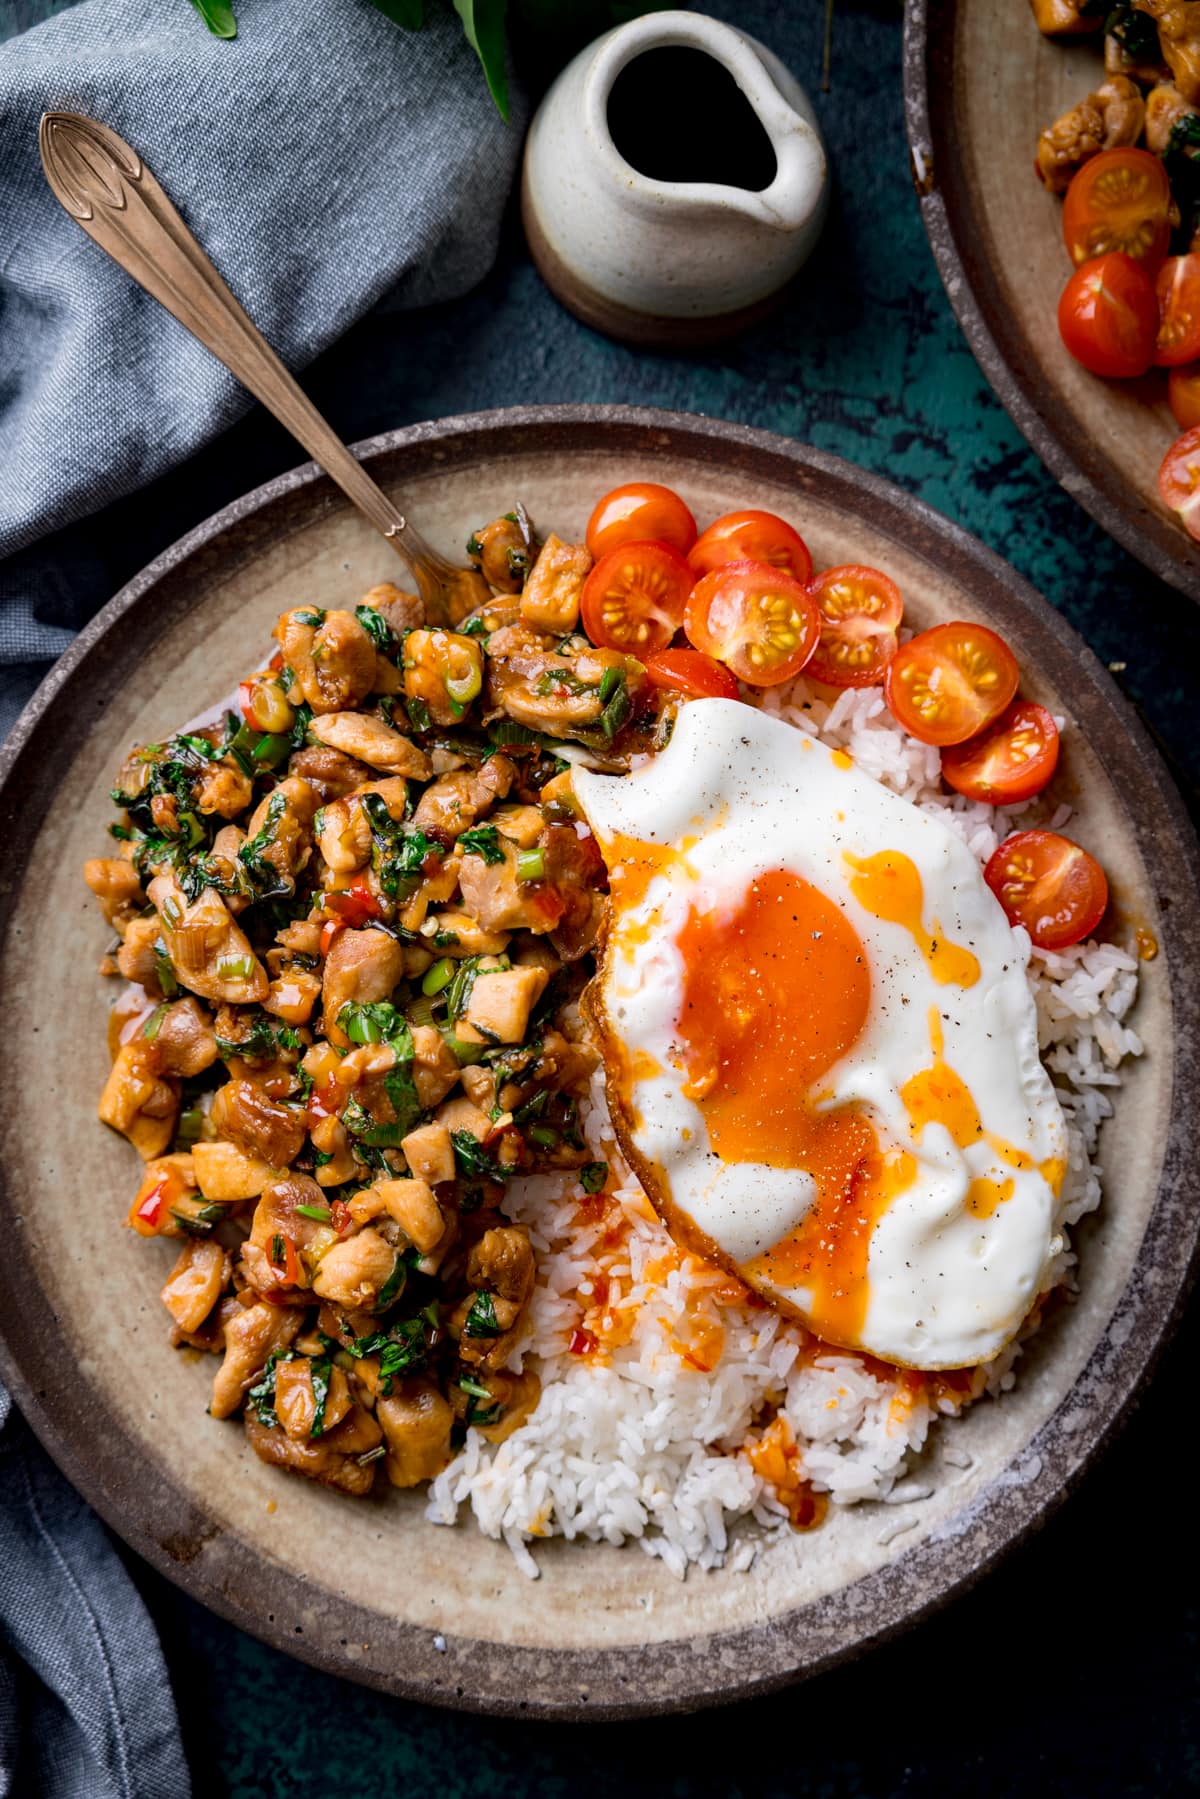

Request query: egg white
[{"left": 573, "top": 698, "right": 1068, "bottom": 1370}]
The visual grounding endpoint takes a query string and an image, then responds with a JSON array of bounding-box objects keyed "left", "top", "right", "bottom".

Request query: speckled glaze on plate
[
  {"left": 904, "top": 0, "right": 1200, "bottom": 606},
  {"left": 0, "top": 407, "right": 1196, "bottom": 1718}
]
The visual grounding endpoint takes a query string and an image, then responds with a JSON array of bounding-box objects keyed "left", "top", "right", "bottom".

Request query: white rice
[{"left": 426, "top": 679, "right": 1144, "bottom": 1577}]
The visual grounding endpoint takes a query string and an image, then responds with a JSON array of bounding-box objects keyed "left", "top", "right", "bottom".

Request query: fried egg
[{"left": 573, "top": 698, "right": 1068, "bottom": 1370}]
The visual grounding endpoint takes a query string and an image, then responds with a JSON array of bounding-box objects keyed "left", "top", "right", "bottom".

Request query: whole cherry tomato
[
  {"left": 806, "top": 564, "right": 903, "bottom": 688},
  {"left": 884, "top": 621, "right": 1020, "bottom": 746},
  {"left": 1061, "top": 148, "right": 1171, "bottom": 271},
  {"left": 684, "top": 559, "right": 820, "bottom": 687},
  {"left": 984, "top": 830, "right": 1108, "bottom": 949},
  {"left": 586, "top": 483, "right": 697, "bottom": 559},
  {"left": 940, "top": 700, "right": 1060, "bottom": 804},
  {"left": 687, "top": 509, "right": 813, "bottom": 584},
  {"left": 580, "top": 540, "right": 693, "bottom": 654},
  {"left": 1057, "top": 253, "right": 1158, "bottom": 378}
]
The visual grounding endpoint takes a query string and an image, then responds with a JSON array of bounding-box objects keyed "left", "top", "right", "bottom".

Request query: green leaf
[
  {"left": 458, "top": 824, "right": 505, "bottom": 865},
  {"left": 185, "top": 0, "right": 237, "bottom": 39},
  {"left": 453, "top": 0, "right": 510, "bottom": 122},
  {"left": 464, "top": 1289, "right": 501, "bottom": 1337},
  {"left": 369, "top": 0, "right": 426, "bottom": 25}
]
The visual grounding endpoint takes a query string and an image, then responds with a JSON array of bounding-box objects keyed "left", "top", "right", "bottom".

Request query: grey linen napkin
[
  {"left": 0, "top": 0, "right": 525, "bottom": 734},
  {"left": 0, "top": 1, "right": 525, "bottom": 1790}
]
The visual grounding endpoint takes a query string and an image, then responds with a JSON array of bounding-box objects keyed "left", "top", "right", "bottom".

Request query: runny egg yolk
[
  {"left": 673, "top": 870, "right": 912, "bottom": 1342},
  {"left": 845, "top": 849, "right": 981, "bottom": 989}
]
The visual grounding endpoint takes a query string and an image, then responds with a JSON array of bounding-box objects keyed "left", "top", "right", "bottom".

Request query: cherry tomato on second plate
[
  {"left": 1168, "top": 363, "right": 1200, "bottom": 429},
  {"left": 940, "top": 700, "right": 1060, "bottom": 805},
  {"left": 642, "top": 647, "right": 740, "bottom": 700},
  {"left": 1058, "top": 252, "right": 1159, "bottom": 379},
  {"left": 984, "top": 830, "right": 1108, "bottom": 950},
  {"left": 884, "top": 621, "right": 1020, "bottom": 747},
  {"left": 806, "top": 564, "right": 903, "bottom": 688},
  {"left": 684, "top": 559, "right": 820, "bottom": 687},
  {"left": 586, "top": 483, "right": 697, "bottom": 559},
  {"left": 1155, "top": 254, "right": 1200, "bottom": 366},
  {"left": 1158, "top": 424, "right": 1200, "bottom": 540},
  {"left": 1061, "top": 147, "right": 1171, "bottom": 271},
  {"left": 687, "top": 509, "right": 813, "bottom": 584},
  {"left": 580, "top": 539, "right": 693, "bottom": 654}
]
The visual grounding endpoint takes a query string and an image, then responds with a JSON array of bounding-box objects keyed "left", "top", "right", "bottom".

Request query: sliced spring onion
[
  {"left": 444, "top": 661, "right": 482, "bottom": 706},
  {"left": 216, "top": 954, "right": 254, "bottom": 980},
  {"left": 141, "top": 1003, "right": 168, "bottom": 1042},
  {"left": 251, "top": 731, "right": 291, "bottom": 768},
  {"left": 421, "top": 957, "right": 455, "bottom": 997},
  {"left": 294, "top": 1203, "right": 331, "bottom": 1223},
  {"left": 407, "top": 992, "right": 437, "bottom": 1030},
  {"left": 516, "top": 848, "right": 545, "bottom": 882},
  {"left": 528, "top": 1123, "right": 559, "bottom": 1149},
  {"left": 176, "top": 1108, "right": 204, "bottom": 1144}
]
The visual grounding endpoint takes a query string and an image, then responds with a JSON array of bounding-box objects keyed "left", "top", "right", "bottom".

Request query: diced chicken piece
[
  {"left": 403, "top": 629, "right": 485, "bottom": 728},
  {"left": 311, "top": 1227, "right": 399, "bottom": 1309},
  {"left": 161, "top": 1239, "right": 231, "bottom": 1334},
  {"left": 191, "top": 1139, "right": 277, "bottom": 1202},
  {"left": 411, "top": 1024, "right": 461, "bottom": 1109},
  {"left": 275, "top": 917, "right": 325, "bottom": 959},
  {"left": 244, "top": 1402, "right": 382, "bottom": 1495},
  {"left": 322, "top": 927, "right": 407, "bottom": 1047},
  {"left": 376, "top": 1378, "right": 454, "bottom": 1488},
  {"left": 475, "top": 1369, "right": 542, "bottom": 1445},
  {"left": 371, "top": 1178, "right": 446, "bottom": 1253},
  {"left": 147, "top": 871, "right": 268, "bottom": 1005},
  {"left": 465, "top": 967, "right": 548, "bottom": 1044},
  {"left": 436, "top": 1095, "right": 491, "bottom": 1141},
  {"left": 411, "top": 754, "right": 515, "bottom": 839},
  {"left": 116, "top": 916, "right": 167, "bottom": 993},
  {"left": 274, "top": 1358, "right": 353, "bottom": 1440},
  {"left": 519, "top": 534, "right": 592, "bottom": 634},
  {"left": 470, "top": 516, "right": 534, "bottom": 593},
  {"left": 1105, "top": 22, "right": 1170, "bottom": 81},
  {"left": 400, "top": 1120, "right": 455, "bottom": 1185},
  {"left": 263, "top": 966, "right": 322, "bottom": 1026},
  {"left": 248, "top": 1174, "right": 339, "bottom": 1262},
  {"left": 1146, "top": 79, "right": 1200, "bottom": 148},
  {"left": 359, "top": 581, "right": 424, "bottom": 635},
  {"left": 1029, "top": 0, "right": 1102, "bottom": 33},
  {"left": 457, "top": 838, "right": 561, "bottom": 935},
  {"left": 423, "top": 909, "right": 511, "bottom": 957},
  {"left": 485, "top": 627, "right": 646, "bottom": 737},
  {"left": 241, "top": 776, "right": 319, "bottom": 892},
  {"left": 152, "top": 998, "right": 219, "bottom": 1077},
  {"left": 1035, "top": 78, "right": 1144, "bottom": 192},
  {"left": 274, "top": 608, "right": 377, "bottom": 714},
  {"left": 210, "top": 1078, "right": 307, "bottom": 1166},
  {"left": 98, "top": 1042, "right": 177, "bottom": 1159},
  {"left": 492, "top": 803, "right": 544, "bottom": 849},
  {"left": 194, "top": 760, "right": 254, "bottom": 818},
  {"left": 83, "top": 857, "right": 145, "bottom": 932},
  {"left": 308, "top": 711, "right": 430, "bottom": 778},
  {"left": 210, "top": 1300, "right": 302, "bottom": 1419},
  {"left": 1139, "top": 0, "right": 1200, "bottom": 103},
  {"left": 469, "top": 1225, "right": 536, "bottom": 1306},
  {"left": 288, "top": 744, "right": 375, "bottom": 799},
  {"left": 459, "top": 1064, "right": 497, "bottom": 1111},
  {"left": 310, "top": 1117, "right": 360, "bottom": 1187},
  {"left": 315, "top": 797, "right": 371, "bottom": 874}
]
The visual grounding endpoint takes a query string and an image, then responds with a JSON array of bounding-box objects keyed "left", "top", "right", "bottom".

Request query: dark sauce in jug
[{"left": 606, "top": 47, "right": 778, "bottom": 192}]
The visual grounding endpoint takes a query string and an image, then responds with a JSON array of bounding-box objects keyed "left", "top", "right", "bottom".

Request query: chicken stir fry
[{"left": 85, "top": 510, "right": 667, "bottom": 1502}]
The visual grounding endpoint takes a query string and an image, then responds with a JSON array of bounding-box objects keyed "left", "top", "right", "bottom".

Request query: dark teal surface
[{"left": 7, "top": 0, "right": 1200, "bottom": 1792}]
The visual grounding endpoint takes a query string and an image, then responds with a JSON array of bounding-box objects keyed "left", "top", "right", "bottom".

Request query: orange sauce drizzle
[
  {"left": 744, "top": 1414, "right": 828, "bottom": 1530},
  {"left": 844, "top": 849, "right": 981, "bottom": 989},
  {"left": 902, "top": 1008, "right": 1065, "bottom": 1198},
  {"left": 831, "top": 748, "right": 853, "bottom": 770},
  {"left": 1135, "top": 925, "right": 1159, "bottom": 962}
]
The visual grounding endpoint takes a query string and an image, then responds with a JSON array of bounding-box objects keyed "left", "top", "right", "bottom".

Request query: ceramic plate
[
  {"left": 0, "top": 407, "right": 1196, "bottom": 1717},
  {"left": 905, "top": 0, "right": 1200, "bottom": 605}
]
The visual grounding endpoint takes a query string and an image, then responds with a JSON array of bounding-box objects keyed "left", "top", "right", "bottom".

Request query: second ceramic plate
[{"left": 905, "top": 0, "right": 1200, "bottom": 603}]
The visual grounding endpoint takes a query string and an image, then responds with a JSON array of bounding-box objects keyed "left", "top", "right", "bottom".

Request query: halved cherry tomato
[
  {"left": 684, "top": 559, "right": 820, "bottom": 688},
  {"left": 325, "top": 879, "right": 384, "bottom": 928},
  {"left": 940, "top": 700, "right": 1060, "bottom": 804},
  {"left": 1158, "top": 424, "right": 1200, "bottom": 540},
  {"left": 806, "top": 564, "right": 903, "bottom": 688},
  {"left": 1057, "top": 253, "right": 1158, "bottom": 379},
  {"left": 642, "top": 647, "right": 740, "bottom": 700},
  {"left": 1155, "top": 254, "right": 1200, "bottom": 367},
  {"left": 580, "top": 540, "right": 693, "bottom": 654},
  {"left": 687, "top": 509, "right": 813, "bottom": 584},
  {"left": 1168, "top": 363, "right": 1200, "bottom": 429},
  {"left": 586, "top": 483, "right": 697, "bottom": 558},
  {"left": 884, "top": 621, "right": 1020, "bottom": 747},
  {"left": 984, "top": 830, "right": 1108, "bottom": 949},
  {"left": 1061, "top": 148, "right": 1171, "bottom": 271}
]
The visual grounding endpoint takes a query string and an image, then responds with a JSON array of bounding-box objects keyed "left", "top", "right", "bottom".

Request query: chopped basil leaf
[
  {"left": 356, "top": 604, "right": 396, "bottom": 650},
  {"left": 580, "top": 1161, "right": 608, "bottom": 1193},
  {"left": 309, "top": 1355, "right": 332, "bottom": 1438},
  {"left": 464, "top": 1290, "right": 501, "bottom": 1338},
  {"left": 457, "top": 824, "right": 504, "bottom": 865},
  {"left": 450, "top": 1129, "right": 506, "bottom": 1180}
]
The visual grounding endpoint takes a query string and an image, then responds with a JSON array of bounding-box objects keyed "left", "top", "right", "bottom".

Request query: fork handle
[{"left": 39, "top": 112, "right": 414, "bottom": 553}]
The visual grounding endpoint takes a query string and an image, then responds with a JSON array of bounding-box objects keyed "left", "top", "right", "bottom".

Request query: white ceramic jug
[{"left": 521, "top": 10, "right": 829, "bottom": 345}]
